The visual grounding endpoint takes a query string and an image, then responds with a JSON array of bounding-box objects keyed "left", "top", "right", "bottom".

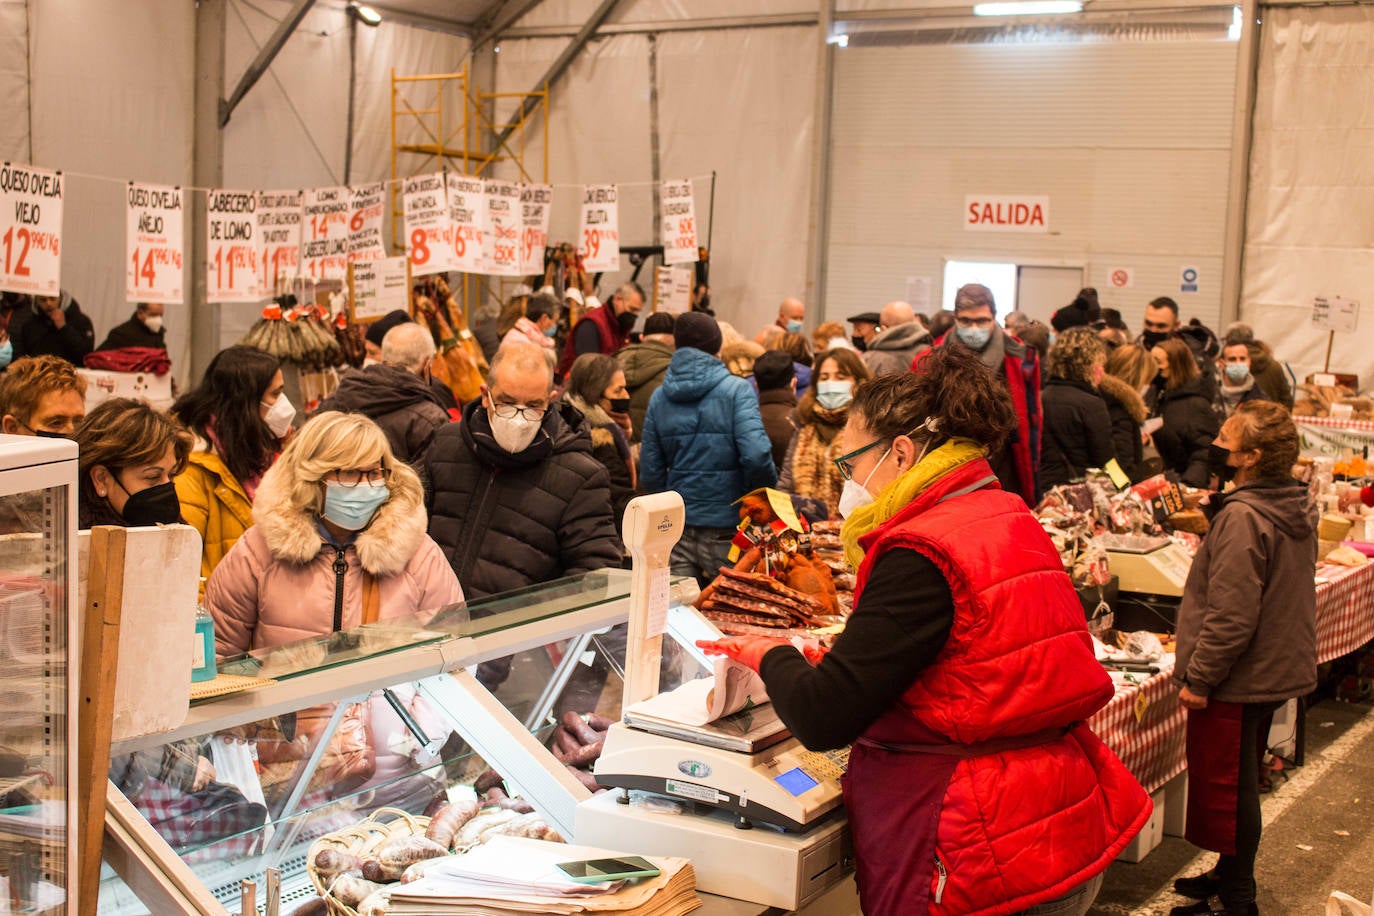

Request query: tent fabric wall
[
  {"left": 28, "top": 0, "right": 194, "bottom": 375},
  {"left": 491, "top": 24, "right": 817, "bottom": 338},
  {"left": 824, "top": 37, "right": 1237, "bottom": 331},
  {"left": 0, "top": 0, "right": 30, "bottom": 163},
  {"left": 1241, "top": 5, "right": 1374, "bottom": 388}
]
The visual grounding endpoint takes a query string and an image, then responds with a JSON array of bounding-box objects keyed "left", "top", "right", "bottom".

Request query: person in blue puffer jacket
[{"left": 640, "top": 312, "right": 778, "bottom": 585}]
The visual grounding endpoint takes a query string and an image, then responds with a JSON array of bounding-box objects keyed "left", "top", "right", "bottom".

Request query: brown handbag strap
[{"left": 361, "top": 571, "right": 381, "bottom": 625}]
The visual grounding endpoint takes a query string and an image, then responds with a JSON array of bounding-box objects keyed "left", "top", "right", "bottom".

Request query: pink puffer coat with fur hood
[{"left": 207, "top": 457, "right": 462, "bottom": 658}]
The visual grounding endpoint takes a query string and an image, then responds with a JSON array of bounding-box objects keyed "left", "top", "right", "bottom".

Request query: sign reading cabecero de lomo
[{"left": 964, "top": 195, "right": 1050, "bottom": 233}]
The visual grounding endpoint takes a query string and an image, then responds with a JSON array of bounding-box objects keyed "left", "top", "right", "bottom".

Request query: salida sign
[{"left": 964, "top": 195, "right": 1049, "bottom": 233}]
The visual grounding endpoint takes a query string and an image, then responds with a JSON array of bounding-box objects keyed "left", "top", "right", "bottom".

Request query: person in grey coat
[
  {"left": 1171, "top": 400, "right": 1316, "bottom": 916},
  {"left": 860, "top": 300, "right": 931, "bottom": 377}
]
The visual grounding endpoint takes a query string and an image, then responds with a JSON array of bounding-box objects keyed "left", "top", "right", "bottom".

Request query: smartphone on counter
[{"left": 556, "top": 855, "right": 662, "bottom": 884}]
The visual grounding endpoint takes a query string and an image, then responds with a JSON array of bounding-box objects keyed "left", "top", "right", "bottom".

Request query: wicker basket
[{"left": 305, "top": 806, "right": 431, "bottom": 916}]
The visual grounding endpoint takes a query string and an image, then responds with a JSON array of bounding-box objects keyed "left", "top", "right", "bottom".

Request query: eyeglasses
[
  {"left": 329, "top": 467, "right": 391, "bottom": 487},
  {"left": 834, "top": 439, "right": 887, "bottom": 481},
  {"left": 489, "top": 402, "right": 548, "bottom": 421},
  {"left": 955, "top": 316, "right": 994, "bottom": 329}
]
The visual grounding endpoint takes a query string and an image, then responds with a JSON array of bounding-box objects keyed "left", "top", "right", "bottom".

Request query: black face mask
[
  {"left": 852, "top": 336, "right": 868, "bottom": 352},
  {"left": 34, "top": 429, "right": 70, "bottom": 439},
  {"left": 118, "top": 480, "right": 183, "bottom": 526},
  {"left": 1141, "top": 329, "right": 1170, "bottom": 349},
  {"left": 1207, "top": 443, "right": 1238, "bottom": 485},
  {"left": 616, "top": 311, "right": 638, "bottom": 334},
  {"left": 607, "top": 396, "right": 631, "bottom": 414}
]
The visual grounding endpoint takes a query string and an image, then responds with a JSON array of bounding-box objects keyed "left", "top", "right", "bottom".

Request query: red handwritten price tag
[
  {"left": 257, "top": 189, "right": 302, "bottom": 294},
  {"left": 206, "top": 189, "right": 261, "bottom": 302},
  {"left": 483, "top": 180, "right": 522, "bottom": 277},
  {"left": 301, "top": 187, "right": 350, "bottom": 280},
  {"left": 348, "top": 182, "right": 386, "bottom": 263},
  {"left": 402, "top": 173, "right": 459, "bottom": 277},
  {"left": 519, "top": 183, "right": 552, "bottom": 274},
  {"left": 660, "top": 179, "right": 700, "bottom": 265},
  {"left": 0, "top": 164, "right": 64, "bottom": 296},
  {"left": 126, "top": 182, "right": 184, "bottom": 303},
  {"left": 579, "top": 184, "right": 620, "bottom": 273},
  {"left": 447, "top": 174, "right": 487, "bottom": 274}
]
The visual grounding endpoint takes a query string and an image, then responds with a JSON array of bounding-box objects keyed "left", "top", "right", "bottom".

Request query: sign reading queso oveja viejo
[{"left": 965, "top": 195, "right": 1050, "bottom": 233}]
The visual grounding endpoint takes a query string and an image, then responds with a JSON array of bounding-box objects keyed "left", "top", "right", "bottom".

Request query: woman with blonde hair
[
  {"left": 74, "top": 397, "right": 192, "bottom": 529},
  {"left": 1039, "top": 328, "right": 1116, "bottom": 489},
  {"left": 778, "top": 347, "right": 873, "bottom": 517},
  {"left": 206, "top": 411, "right": 462, "bottom": 806},
  {"left": 1099, "top": 345, "right": 1153, "bottom": 482}
]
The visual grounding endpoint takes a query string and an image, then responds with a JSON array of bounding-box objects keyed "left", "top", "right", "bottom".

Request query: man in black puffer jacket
[
  {"left": 315, "top": 323, "right": 450, "bottom": 468},
  {"left": 426, "top": 341, "right": 621, "bottom": 598}
]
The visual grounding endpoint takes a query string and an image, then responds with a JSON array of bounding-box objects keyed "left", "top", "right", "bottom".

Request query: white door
[{"left": 1017, "top": 265, "right": 1085, "bottom": 326}]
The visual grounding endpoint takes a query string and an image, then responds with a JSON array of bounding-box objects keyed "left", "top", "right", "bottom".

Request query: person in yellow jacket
[{"left": 172, "top": 345, "right": 292, "bottom": 581}]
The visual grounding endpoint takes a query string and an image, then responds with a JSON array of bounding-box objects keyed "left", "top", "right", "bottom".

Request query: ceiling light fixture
[
  {"left": 347, "top": 2, "right": 382, "bottom": 26},
  {"left": 973, "top": 1, "right": 1083, "bottom": 15},
  {"left": 826, "top": 33, "right": 849, "bottom": 47}
]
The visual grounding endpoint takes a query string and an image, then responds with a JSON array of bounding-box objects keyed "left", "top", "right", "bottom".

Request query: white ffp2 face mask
[
  {"left": 838, "top": 447, "right": 891, "bottom": 519},
  {"left": 261, "top": 394, "right": 296, "bottom": 439},
  {"left": 489, "top": 410, "right": 540, "bottom": 454},
  {"left": 142, "top": 315, "right": 164, "bottom": 333}
]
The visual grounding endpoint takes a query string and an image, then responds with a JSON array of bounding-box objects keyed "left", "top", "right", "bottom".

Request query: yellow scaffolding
[{"left": 390, "top": 67, "right": 550, "bottom": 317}]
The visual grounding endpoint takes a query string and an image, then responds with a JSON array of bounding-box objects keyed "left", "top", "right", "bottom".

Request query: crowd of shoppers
[{"left": 0, "top": 269, "right": 1321, "bottom": 916}]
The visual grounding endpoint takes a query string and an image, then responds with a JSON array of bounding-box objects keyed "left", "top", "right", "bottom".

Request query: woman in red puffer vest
[{"left": 700, "top": 347, "right": 1151, "bottom": 915}]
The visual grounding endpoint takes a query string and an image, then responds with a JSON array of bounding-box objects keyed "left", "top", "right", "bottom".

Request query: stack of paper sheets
[{"left": 387, "top": 836, "right": 700, "bottom": 916}]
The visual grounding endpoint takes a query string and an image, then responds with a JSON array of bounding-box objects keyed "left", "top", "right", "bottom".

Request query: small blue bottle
[{"left": 192, "top": 580, "right": 217, "bottom": 683}]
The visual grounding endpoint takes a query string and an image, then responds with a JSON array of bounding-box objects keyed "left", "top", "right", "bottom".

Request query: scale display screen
[{"left": 774, "top": 766, "right": 819, "bottom": 797}]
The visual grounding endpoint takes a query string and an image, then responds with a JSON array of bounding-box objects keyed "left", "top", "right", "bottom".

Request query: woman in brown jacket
[{"left": 1171, "top": 400, "right": 1316, "bottom": 916}]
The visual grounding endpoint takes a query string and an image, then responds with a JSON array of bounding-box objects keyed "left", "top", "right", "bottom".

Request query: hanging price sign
[
  {"left": 519, "top": 183, "right": 553, "bottom": 275},
  {"left": 257, "top": 189, "right": 301, "bottom": 294},
  {"left": 348, "top": 182, "right": 386, "bottom": 263},
  {"left": 653, "top": 264, "right": 693, "bottom": 314},
  {"left": 446, "top": 174, "right": 486, "bottom": 274},
  {"left": 660, "top": 179, "right": 699, "bottom": 265},
  {"left": 126, "top": 182, "right": 184, "bottom": 303},
  {"left": 0, "top": 164, "right": 63, "bottom": 296},
  {"left": 300, "top": 186, "right": 350, "bottom": 280},
  {"left": 206, "top": 189, "right": 261, "bottom": 302},
  {"left": 402, "top": 173, "right": 460, "bottom": 277},
  {"left": 483, "top": 179, "right": 522, "bottom": 277},
  {"left": 579, "top": 184, "right": 620, "bottom": 273}
]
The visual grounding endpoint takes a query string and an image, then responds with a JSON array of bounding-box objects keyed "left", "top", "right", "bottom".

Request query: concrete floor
[{"left": 1090, "top": 695, "right": 1374, "bottom": 916}]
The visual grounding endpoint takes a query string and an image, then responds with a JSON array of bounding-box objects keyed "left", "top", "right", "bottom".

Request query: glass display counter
[{"left": 98, "top": 569, "right": 707, "bottom": 914}]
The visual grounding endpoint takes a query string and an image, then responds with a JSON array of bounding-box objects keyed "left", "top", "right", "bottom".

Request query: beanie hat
[
  {"left": 1051, "top": 301, "right": 1094, "bottom": 332},
  {"left": 365, "top": 309, "right": 413, "bottom": 347},
  {"left": 643, "top": 312, "right": 676, "bottom": 336},
  {"left": 674, "top": 311, "right": 722, "bottom": 355}
]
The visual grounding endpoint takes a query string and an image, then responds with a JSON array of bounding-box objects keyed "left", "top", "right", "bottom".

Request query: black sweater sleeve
[{"left": 758, "top": 549, "right": 955, "bottom": 750}]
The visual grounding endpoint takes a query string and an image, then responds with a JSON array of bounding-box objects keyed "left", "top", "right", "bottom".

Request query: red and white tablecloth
[
  {"left": 1316, "top": 561, "right": 1374, "bottom": 663},
  {"left": 1088, "top": 662, "right": 1187, "bottom": 795}
]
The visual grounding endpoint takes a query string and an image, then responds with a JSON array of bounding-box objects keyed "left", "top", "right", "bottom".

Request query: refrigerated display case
[
  {"left": 0, "top": 434, "right": 80, "bottom": 915},
  {"left": 97, "top": 568, "right": 708, "bottom": 914}
]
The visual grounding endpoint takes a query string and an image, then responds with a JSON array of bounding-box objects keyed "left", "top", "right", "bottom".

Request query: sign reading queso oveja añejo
[{"left": 964, "top": 195, "right": 1050, "bottom": 233}]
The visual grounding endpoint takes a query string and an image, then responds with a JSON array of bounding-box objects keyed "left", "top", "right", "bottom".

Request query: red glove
[{"left": 696, "top": 637, "right": 789, "bottom": 673}]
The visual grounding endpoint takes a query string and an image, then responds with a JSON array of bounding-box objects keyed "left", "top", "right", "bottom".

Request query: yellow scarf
[{"left": 839, "top": 438, "right": 987, "bottom": 570}]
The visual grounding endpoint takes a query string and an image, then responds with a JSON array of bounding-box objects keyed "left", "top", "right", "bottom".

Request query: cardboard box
[
  {"left": 77, "top": 368, "right": 174, "bottom": 412},
  {"left": 1117, "top": 788, "right": 1166, "bottom": 862}
]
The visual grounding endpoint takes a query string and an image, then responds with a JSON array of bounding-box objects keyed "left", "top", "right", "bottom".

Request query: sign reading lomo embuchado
[
  {"left": 580, "top": 184, "right": 620, "bottom": 272},
  {"left": 257, "top": 190, "right": 302, "bottom": 294},
  {"left": 206, "top": 188, "right": 260, "bottom": 302},
  {"left": 519, "top": 183, "right": 553, "bottom": 275},
  {"left": 660, "top": 179, "right": 699, "bottom": 265},
  {"left": 300, "top": 186, "right": 350, "bottom": 280},
  {"left": 348, "top": 182, "right": 387, "bottom": 263},
  {"left": 403, "top": 173, "right": 459, "bottom": 277},
  {"left": 446, "top": 174, "right": 487, "bottom": 274},
  {"left": 126, "top": 182, "right": 184, "bottom": 303},
  {"left": 483, "top": 179, "right": 522, "bottom": 277},
  {"left": 964, "top": 195, "right": 1050, "bottom": 233},
  {"left": 0, "top": 164, "right": 63, "bottom": 296}
]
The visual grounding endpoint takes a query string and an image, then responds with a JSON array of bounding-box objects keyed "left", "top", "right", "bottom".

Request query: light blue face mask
[
  {"left": 543, "top": 322, "right": 558, "bottom": 338},
  {"left": 785, "top": 319, "right": 803, "bottom": 334},
  {"left": 956, "top": 324, "right": 992, "bottom": 350},
  {"left": 323, "top": 481, "right": 390, "bottom": 531},
  {"left": 0, "top": 339, "right": 11, "bottom": 369},
  {"left": 815, "top": 379, "right": 854, "bottom": 410},
  {"left": 1223, "top": 362, "right": 1250, "bottom": 384}
]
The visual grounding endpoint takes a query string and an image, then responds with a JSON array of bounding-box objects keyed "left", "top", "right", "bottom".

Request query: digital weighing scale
[
  {"left": 1098, "top": 533, "right": 1193, "bottom": 597},
  {"left": 574, "top": 493, "right": 852, "bottom": 910}
]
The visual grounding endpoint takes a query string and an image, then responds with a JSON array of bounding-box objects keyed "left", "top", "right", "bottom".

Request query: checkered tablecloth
[
  {"left": 1088, "top": 661, "right": 1187, "bottom": 795},
  {"left": 1316, "top": 561, "right": 1374, "bottom": 663}
]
